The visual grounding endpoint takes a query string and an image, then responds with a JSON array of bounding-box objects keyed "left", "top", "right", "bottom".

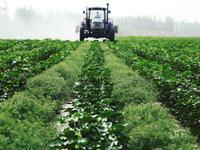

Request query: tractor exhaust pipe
[{"left": 106, "top": 3, "right": 109, "bottom": 22}]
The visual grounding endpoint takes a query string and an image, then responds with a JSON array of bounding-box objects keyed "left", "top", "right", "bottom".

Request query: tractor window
[{"left": 90, "top": 10, "right": 104, "bottom": 19}]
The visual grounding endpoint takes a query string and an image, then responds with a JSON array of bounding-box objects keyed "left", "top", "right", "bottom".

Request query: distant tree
[
  {"left": 0, "top": 0, "right": 7, "bottom": 17},
  {"left": 15, "top": 6, "right": 39, "bottom": 23},
  {"left": 164, "top": 16, "right": 175, "bottom": 32}
]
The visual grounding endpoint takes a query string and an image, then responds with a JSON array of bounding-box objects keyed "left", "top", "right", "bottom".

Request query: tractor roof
[{"left": 88, "top": 7, "right": 106, "bottom": 10}]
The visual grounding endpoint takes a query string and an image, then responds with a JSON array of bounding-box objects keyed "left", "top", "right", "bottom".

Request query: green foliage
[
  {"left": 103, "top": 45, "right": 158, "bottom": 109},
  {"left": 1, "top": 37, "right": 199, "bottom": 149},
  {"left": 0, "top": 92, "right": 58, "bottom": 123},
  {"left": 0, "top": 39, "right": 81, "bottom": 101},
  {"left": 0, "top": 41, "right": 89, "bottom": 149},
  {"left": 123, "top": 102, "right": 198, "bottom": 150},
  {"left": 111, "top": 69, "right": 157, "bottom": 106},
  {"left": 50, "top": 41, "right": 129, "bottom": 149},
  {"left": 106, "top": 37, "right": 200, "bottom": 139},
  {"left": 116, "top": 36, "right": 200, "bottom": 74},
  {"left": 26, "top": 73, "right": 67, "bottom": 100},
  {"left": 0, "top": 93, "right": 58, "bottom": 149},
  {"left": 102, "top": 43, "right": 199, "bottom": 149}
]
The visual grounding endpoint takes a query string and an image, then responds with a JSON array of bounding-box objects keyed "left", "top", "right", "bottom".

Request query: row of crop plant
[
  {"left": 118, "top": 37, "right": 200, "bottom": 53},
  {"left": 0, "top": 40, "right": 81, "bottom": 101},
  {"left": 106, "top": 40, "right": 200, "bottom": 140},
  {"left": 0, "top": 39, "right": 75, "bottom": 72},
  {"left": 116, "top": 37, "right": 200, "bottom": 76},
  {"left": 0, "top": 39, "right": 23, "bottom": 50},
  {"left": 101, "top": 42, "right": 199, "bottom": 149},
  {"left": 0, "top": 42, "right": 89, "bottom": 149},
  {"left": 50, "top": 41, "right": 129, "bottom": 149},
  {"left": 0, "top": 39, "right": 46, "bottom": 52}
]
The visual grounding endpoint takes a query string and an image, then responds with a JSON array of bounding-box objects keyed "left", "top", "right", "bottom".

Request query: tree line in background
[
  {"left": 0, "top": 7, "right": 199, "bottom": 38},
  {"left": 114, "top": 15, "right": 200, "bottom": 36}
]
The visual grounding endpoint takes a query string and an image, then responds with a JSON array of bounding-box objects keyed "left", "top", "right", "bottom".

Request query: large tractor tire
[
  {"left": 109, "top": 27, "right": 115, "bottom": 41},
  {"left": 80, "top": 27, "right": 84, "bottom": 41}
]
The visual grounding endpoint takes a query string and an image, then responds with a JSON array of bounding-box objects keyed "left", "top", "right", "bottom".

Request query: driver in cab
[{"left": 95, "top": 12, "right": 101, "bottom": 18}]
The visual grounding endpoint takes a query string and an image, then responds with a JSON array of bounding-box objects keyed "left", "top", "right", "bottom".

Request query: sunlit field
[{"left": 1, "top": 36, "right": 200, "bottom": 149}]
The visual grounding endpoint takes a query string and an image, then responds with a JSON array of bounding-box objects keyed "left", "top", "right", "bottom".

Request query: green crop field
[{"left": 0, "top": 37, "right": 200, "bottom": 149}]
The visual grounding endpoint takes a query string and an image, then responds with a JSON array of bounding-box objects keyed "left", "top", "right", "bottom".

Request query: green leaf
[
  {"left": 5, "top": 54, "right": 10, "bottom": 58},
  {"left": 63, "top": 129, "right": 76, "bottom": 139}
]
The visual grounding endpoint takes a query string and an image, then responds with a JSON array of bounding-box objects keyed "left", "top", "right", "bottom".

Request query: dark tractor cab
[{"left": 78, "top": 3, "right": 118, "bottom": 41}]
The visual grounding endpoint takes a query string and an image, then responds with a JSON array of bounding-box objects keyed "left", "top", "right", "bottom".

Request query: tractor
[{"left": 76, "top": 3, "right": 118, "bottom": 41}]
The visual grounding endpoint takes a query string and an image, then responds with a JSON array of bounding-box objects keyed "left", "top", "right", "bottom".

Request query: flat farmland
[{"left": 0, "top": 37, "right": 200, "bottom": 149}]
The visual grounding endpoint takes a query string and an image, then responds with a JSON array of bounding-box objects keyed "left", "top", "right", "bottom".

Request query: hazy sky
[{"left": 3, "top": 0, "right": 200, "bottom": 22}]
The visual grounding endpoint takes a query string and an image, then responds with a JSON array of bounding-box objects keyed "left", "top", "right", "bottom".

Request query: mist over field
[
  {"left": 0, "top": 7, "right": 82, "bottom": 40},
  {"left": 0, "top": 6, "right": 200, "bottom": 40}
]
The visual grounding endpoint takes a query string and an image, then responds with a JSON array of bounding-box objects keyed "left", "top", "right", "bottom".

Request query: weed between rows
[
  {"left": 50, "top": 41, "right": 129, "bottom": 149},
  {"left": 0, "top": 40, "right": 81, "bottom": 101},
  {"left": 1, "top": 38, "right": 199, "bottom": 149},
  {"left": 106, "top": 39, "right": 200, "bottom": 140},
  {"left": 0, "top": 42, "right": 89, "bottom": 149},
  {"left": 101, "top": 42, "right": 199, "bottom": 149}
]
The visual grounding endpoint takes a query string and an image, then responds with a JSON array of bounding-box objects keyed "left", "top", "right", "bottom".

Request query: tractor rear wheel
[
  {"left": 109, "top": 27, "right": 115, "bottom": 41},
  {"left": 80, "top": 27, "right": 84, "bottom": 41}
]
